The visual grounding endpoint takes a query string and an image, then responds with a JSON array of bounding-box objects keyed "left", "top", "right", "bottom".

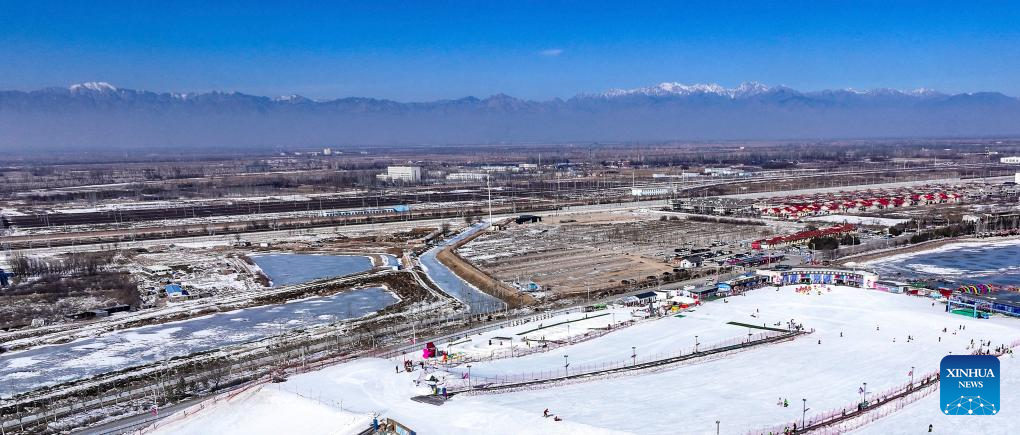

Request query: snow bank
[{"left": 151, "top": 385, "right": 370, "bottom": 435}]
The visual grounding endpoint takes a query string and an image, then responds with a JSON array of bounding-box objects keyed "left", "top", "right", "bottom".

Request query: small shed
[
  {"left": 635, "top": 291, "right": 658, "bottom": 304},
  {"left": 164, "top": 284, "right": 189, "bottom": 298},
  {"left": 144, "top": 265, "right": 172, "bottom": 275},
  {"left": 676, "top": 256, "right": 704, "bottom": 269}
]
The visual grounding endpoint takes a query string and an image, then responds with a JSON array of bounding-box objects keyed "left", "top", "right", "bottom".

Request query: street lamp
[
  {"left": 632, "top": 346, "right": 636, "bottom": 366},
  {"left": 802, "top": 398, "right": 809, "bottom": 430},
  {"left": 563, "top": 355, "right": 569, "bottom": 377},
  {"left": 863, "top": 382, "right": 868, "bottom": 406},
  {"left": 695, "top": 335, "right": 699, "bottom": 353},
  {"left": 466, "top": 364, "right": 472, "bottom": 388},
  {"left": 716, "top": 420, "right": 720, "bottom": 435}
]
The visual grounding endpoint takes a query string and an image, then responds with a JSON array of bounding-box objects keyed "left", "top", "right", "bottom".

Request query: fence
[
  {"left": 445, "top": 329, "right": 800, "bottom": 394},
  {"left": 744, "top": 339, "right": 1020, "bottom": 435},
  {"left": 440, "top": 317, "right": 641, "bottom": 366}
]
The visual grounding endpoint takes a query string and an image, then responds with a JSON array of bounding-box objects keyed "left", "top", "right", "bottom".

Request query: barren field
[{"left": 458, "top": 211, "right": 772, "bottom": 295}]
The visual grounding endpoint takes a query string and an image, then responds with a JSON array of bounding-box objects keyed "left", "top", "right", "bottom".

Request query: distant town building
[
  {"left": 1000, "top": 156, "right": 1020, "bottom": 164},
  {"left": 446, "top": 172, "right": 489, "bottom": 181},
  {"left": 630, "top": 187, "right": 670, "bottom": 196},
  {"left": 322, "top": 147, "right": 333, "bottom": 156},
  {"left": 377, "top": 166, "right": 422, "bottom": 182}
]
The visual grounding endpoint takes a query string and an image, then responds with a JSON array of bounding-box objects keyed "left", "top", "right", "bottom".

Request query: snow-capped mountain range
[
  {"left": 47, "top": 80, "right": 980, "bottom": 102},
  {"left": 1, "top": 81, "right": 1018, "bottom": 151}
]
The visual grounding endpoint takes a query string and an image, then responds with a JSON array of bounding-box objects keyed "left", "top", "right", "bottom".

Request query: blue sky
[{"left": 1, "top": 1, "right": 1019, "bottom": 100}]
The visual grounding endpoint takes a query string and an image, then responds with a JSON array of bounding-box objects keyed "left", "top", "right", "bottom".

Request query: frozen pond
[
  {"left": 0, "top": 287, "right": 399, "bottom": 397},
  {"left": 251, "top": 254, "right": 379, "bottom": 286},
  {"left": 869, "top": 240, "right": 1020, "bottom": 286},
  {"left": 420, "top": 224, "right": 506, "bottom": 314}
]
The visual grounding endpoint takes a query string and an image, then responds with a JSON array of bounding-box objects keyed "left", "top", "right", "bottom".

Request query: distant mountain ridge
[{"left": 2, "top": 81, "right": 1019, "bottom": 151}]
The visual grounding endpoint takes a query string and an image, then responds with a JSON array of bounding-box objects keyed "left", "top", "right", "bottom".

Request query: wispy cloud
[{"left": 539, "top": 48, "right": 563, "bottom": 57}]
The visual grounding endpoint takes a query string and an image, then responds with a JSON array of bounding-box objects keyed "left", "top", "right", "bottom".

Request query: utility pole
[
  {"left": 486, "top": 175, "right": 493, "bottom": 224},
  {"left": 563, "top": 355, "right": 569, "bottom": 377},
  {"left": 632, "top": 346, "right": 636, "bottom": 366},
  {"left": 802, "top": 398, "right": 809, "bottom": 430},
  {"left": 716, "top": 420, "right": 720, "bottom": 435}
]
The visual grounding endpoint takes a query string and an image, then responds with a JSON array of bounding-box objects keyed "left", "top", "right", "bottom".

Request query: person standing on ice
[{"left": 784, "top": 398, "right": 789, "bottom": 407}]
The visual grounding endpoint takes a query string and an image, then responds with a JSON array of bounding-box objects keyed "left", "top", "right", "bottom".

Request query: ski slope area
[
  {"left": 152, "top": 285, "right": 1020, "bottom": 434},
  {"left": 853, "top": 355, "right": 1019, "bottom": 434},
  {"left": 151, "top": 386, "right": 371, "bottom": 435},
  {"left": 461, "top": 285, "right": 1020, "bottom": 433}
]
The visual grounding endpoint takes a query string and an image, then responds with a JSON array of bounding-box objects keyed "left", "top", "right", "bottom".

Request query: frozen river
[
  {"left": 251, "top": 253, "right": 384, "bottom": 286},
  {"left": 868, "top": 239, "right": 1020, "bottom": 286},
  {"left": 419, "top": 224, "right": 506, "bottom": 314},
  {"left": 0, "top": 287, "right": 398, "bottom": 397}
]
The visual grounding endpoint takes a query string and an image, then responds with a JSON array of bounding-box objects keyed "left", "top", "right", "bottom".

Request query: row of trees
[{"left": 4, "top": 251, "right": 115, "bottom": 277}]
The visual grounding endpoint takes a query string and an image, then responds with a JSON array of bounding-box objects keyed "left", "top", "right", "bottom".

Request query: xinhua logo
[{"left": 940, "top": 355, "right": 1000, "bottom": 415}]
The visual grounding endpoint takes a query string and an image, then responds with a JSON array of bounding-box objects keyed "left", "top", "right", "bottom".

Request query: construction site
[{"left": 458, "top": 210, "right": 779, "bottom": 296}]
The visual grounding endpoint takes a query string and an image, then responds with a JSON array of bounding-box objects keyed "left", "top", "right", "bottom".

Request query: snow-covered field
[
  {"left": 151, "top": 386, "right": 372, "bottom": 435},
  {"left": 152, "top": 285, "right": 1020, "bottom": 434}
]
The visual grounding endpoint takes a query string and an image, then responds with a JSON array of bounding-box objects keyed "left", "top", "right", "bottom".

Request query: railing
[
  {"left": 744, "top": 339, "right": 1020, "bottom": 435},
  {"left": 443, "top": 329, "right": 803, "bottom": 394},
  {"left": 440, "top": 317, "right": 641, "bottom": 366}
]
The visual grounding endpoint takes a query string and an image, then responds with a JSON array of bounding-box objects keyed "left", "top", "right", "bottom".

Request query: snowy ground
[
  {"left": 436, "top": 307, "right": 635, "bottom": 363},
  {"left": 853, "top": 354, "right": 1019, "bottom": 434},
  {"left": 152, "top": 285, "right": 1020, "bottom": 434},
  {"left": 151, "top": 385, "right": 372, "bottom": 435}
]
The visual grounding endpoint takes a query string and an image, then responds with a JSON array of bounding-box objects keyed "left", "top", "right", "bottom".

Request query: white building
[
  {"left": 630, "top": 187, "right": 670, "bottom": 196},
  {"left": 377, "top": 166, "right": 422, "bottom": 182},
  {"left": 322, "top": 148, "right": 333, "bottom": 156},
  {"left": 1000, "top": 156, "right": 1020, "bottom": 164},
  {"left": 704, "top": 167, "right": 738, "bottom": 176},
  {"left": 447, "top": 172, "right": 489, "bottom": 181}
]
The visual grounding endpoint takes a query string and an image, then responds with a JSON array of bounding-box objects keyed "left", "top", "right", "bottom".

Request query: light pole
[
  {"left": 716, "top": 420, "right": 720, "bottom": 435},
  {"left": 695, "top": 335, "right": 699, "bottom": 353},
  {"left": 563, "top": 355, "right": 569, "bottom": 377},
  {"left": 910, "top": 366, "right": 914, "bottom": 387},
  {"left": 802, "top": 398, "right": 809, "bottom": 430},
  {"left": 632, "top": 346, "right": 636, "bottom": 366},
  {"left": 467, "top": 364, "right": 472, "bottom": 388},
  {"left": 863, "top": 382, "right": 868, "bottom": 406},
  {"left": 567, "top": 324, "right": 571, "bottom": 344}
]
